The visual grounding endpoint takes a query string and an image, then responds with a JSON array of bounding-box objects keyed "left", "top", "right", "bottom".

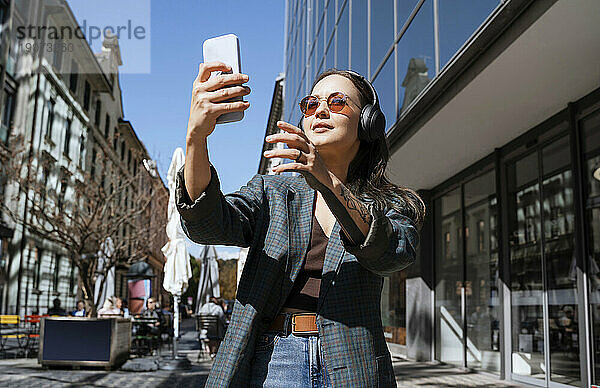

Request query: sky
[{"left": 67, "top": 0, "right": 286, "bottom": 259}]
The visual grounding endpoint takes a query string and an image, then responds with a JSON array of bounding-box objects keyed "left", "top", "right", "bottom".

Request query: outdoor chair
[
  {"left": 131, "top": 317, "right": 161, "bottom": 356},
  {"left": 22, "top": 315, "right": 48, "bottom": 357},
  {"left": 196, "top": 314, "right": 222, "bottom": 360},
  {"left": 0, "top": 315, "right": 26, "bottom": 358}
]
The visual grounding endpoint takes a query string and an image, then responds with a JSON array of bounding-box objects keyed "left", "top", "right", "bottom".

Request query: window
[
  {"left": 79, "top": 132, "right": 85, "bottom": 168},
  {"left": 41, "top": 165, "right": 50, "bottom": 206},
  {"left": 45, "top": 99, "right": 55, "bottom": 139},
  {"left": 63, "top": 118, "right": 72, "bottom": 156},
  {"left": 94, "top": 99, "right": 101, "bottom": 126},
  {"left": 0, "top": 88, "right": 14, "bottom": 144},
  {"left": 91, "top": 148, "right": 97, "bottom": 178},
  {"left": 350, "top": 0, "right": 368, "bottom": 75},
  {"left": 83, "top": 81, "right": 91, "bottom": 111},
  {"left": 113, "top": 130, "right": 118, "bottom": 150},
  {"left": 69, "top": 264, "right": 77, "bottom": 296},
  {"left": 69, "top": 60, "right": 78, "bottom": 94},
  {"left": 104, "top": 114, "right": 110, "bottom": 138},
  {"left": 121, "top": 140, "right": 125, "bottom": 160},
  {"left": 58, "top": 177, "right": 67, "bottom": 211},
  {"left": 33, "top": 248, "right": 42, "bottom": 290},
  {"left": 370, "top": 0, "right": 394, "bottom": 78},
  {"left": 53, "top": 39, "right": 63, "bottom": 70},
  {"left": 53, "top": 254, "right": 61, "bottom": 292},
  {"left": 127, "top": 149, "right": 132, "bottom": 170}
]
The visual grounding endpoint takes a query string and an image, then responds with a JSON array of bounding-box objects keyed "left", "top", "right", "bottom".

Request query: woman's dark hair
[{"left": 308, "top": 69, "right": 426, "bottom": 230}]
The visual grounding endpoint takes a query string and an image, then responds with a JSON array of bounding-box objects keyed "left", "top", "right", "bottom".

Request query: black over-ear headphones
[
  {"left": 298, "top": 70, "right": 386, "bottom": 143},
  {"left": 345, "top": 70, "right": 386, "bottom": 143}
]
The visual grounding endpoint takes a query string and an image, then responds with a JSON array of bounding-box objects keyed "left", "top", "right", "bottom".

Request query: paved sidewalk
[
  {"left": 0, "top": 355, "right": 532, "bottom": 387},
  {"left": 392, "top": 356, "right": 529, "bottom": 387},
  {"left": 0, "top": 317, "right": 530, "bottom": 387}
]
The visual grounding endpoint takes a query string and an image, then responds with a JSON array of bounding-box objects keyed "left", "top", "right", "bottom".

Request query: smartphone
[{"left": 202, "top": 34, "right": 244, "bottom": 124}]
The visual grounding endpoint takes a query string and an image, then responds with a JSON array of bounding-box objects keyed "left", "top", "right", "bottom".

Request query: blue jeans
[{"left": 250, "top": 329, "right": 332, "bottom": 387}]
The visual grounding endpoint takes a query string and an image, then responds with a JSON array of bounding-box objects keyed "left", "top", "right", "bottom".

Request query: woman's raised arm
[{"left": 184, "top": 61, "right": 251, "bottom": 200}]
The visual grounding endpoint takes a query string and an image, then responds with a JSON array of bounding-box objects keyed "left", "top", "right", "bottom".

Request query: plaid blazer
[{"left": 176, "top": 165, "right": 419, "bottom": 387}]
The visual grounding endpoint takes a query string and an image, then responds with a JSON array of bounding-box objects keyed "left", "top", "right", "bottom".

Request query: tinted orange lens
[
  {"left": 300, "top": 96, "right": 319, "bottom": 115},
  {"left": 327, "top": 93, "right": 346, "bottom": 112}
]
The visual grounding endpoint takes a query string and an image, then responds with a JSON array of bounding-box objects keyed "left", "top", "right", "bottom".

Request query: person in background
[
  {"left": 97, "top": 296, "right": 121, "bottom": 316},
  {"left": 70, "top": 300, "right": 86, "bottom": 317},
  {"left": 47, "top": 298, "right": 67, "bottom": 316},
  {"left": 141, "top": 297, "right": 165, "bottom": 335},
  {"left": 115, "top": 297, "right": 130, "bottom": 318},
  {"left": 198, "top": 296, "right": 227, "bottom": 358}
]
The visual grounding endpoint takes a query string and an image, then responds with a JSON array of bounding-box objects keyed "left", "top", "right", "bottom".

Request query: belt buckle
[{"left": 291, "top": 313, "right": 319, "bottom": 336}]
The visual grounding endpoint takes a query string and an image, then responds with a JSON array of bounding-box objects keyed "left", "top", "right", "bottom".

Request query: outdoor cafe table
[{"left": 39, "top": 317, "right": 131, "bottom": 370}]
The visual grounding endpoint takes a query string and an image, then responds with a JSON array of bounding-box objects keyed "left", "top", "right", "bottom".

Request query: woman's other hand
[
  {"left": 186, "top": 61, "right": 251, "bottom": 143},
  {"left": 264, "top": 121, "right": 335, "bottom": 191}
]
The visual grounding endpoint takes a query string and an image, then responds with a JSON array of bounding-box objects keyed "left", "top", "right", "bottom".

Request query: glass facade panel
[
  {"left": 324, "top": 0, "right": 336, "bottom": 69},
  {"left": 381, "top": 270, "right": 407, "bottom": 345},
  {"left": 396, "top": 0, "right": 434, "bottom": 115},
  {"left": 370, "top": 0, "right": 394, "bottom": 79},
  {"left": 372, "top": 56, "right": 395, "bottom": 129},
  {"left": 350, "top": 0, "right": 367, "bottom": 75},
  {"left": 435, "top": 187, "right": 463, "bottom": 366},
  {"left": 396, "top": 0, "right": 421, "bottom": 28},
  {"left": 507, "top": 151, "right": 545, "bottom": 381},
  {"left": 464, "top": 170, "right": 500, "bottom": 373},
  {"left": 581, "top": 110, "right": 600, "bottom": 385},
  {"left": 438, "top": 0, "right": 499, "bottom": 69},
  {"left": 315, "top": 18, "right": 325, "bottom": 76},
  {"left": 336, "top": 0, "right": 349, "bottom": 70},
  {"left": 542, "top": 136, "right": 580, "bottom": 386}
]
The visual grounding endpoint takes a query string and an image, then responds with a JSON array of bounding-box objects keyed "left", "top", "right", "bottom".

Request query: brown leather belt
[{"left": 268, "top": 312, "right": 318, "bottom": 336}]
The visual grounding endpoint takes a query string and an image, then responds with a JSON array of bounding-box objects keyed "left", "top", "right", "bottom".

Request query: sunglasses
[{"left": 298, "top": 92, "right": 352, "bottom": 117}]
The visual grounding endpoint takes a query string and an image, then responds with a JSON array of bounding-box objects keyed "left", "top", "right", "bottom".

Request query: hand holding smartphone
[{"left": 202, "top": 34, "right": 244, "bottom": 124}]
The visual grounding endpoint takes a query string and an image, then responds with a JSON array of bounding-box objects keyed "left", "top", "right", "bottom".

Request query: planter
[{"left": 39, "top": 317, "right": 131, "bottom": 369}]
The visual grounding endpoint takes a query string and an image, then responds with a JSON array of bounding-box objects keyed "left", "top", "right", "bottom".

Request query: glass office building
[{"left": 282, "top": 0, "right": 600, "bottom": 386}]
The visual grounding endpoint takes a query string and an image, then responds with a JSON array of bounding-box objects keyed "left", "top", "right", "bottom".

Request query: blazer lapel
[
  {"left": 317, "top": 221, "right": 345, "bottom": 312},
  {"left": 283, "top": 179, "right": 314, "bottom": 296}
]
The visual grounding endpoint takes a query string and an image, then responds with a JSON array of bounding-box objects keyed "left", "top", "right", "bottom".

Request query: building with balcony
[{"left": 279, "top": 0, "right": 600, "bottom": 386}]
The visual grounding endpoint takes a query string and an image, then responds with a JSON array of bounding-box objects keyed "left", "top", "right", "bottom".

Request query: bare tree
[{"left": 0, "top": 133, "right": 168, "bottom": 315}]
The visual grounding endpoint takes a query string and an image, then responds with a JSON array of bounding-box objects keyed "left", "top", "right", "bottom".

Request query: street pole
[{"left": 173, "top": 293, "right": 179, "bottom": 360}]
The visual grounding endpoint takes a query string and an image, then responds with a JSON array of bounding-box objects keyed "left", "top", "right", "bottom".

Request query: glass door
[
  {"left": 507, "top": 151, "right": 545, "bottom": 381},
  {"left": 506, "top": 135, "right": 581, "bottom": 386},
  {"left": 435, "top": 188, "right": 464, "bottom": 366},
  {"left": 581, "top": 109, "right": 600, "bottom": 385}
]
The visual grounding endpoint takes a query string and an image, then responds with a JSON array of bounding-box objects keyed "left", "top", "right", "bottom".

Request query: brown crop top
[{"left": 282, "top": 196, "right": 328, "bottom": 312}]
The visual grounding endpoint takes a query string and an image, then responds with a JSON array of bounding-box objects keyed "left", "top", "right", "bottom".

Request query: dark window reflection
[
  {"left": 507, "top": 152, "right": 545, "bottom": 381},
  {"left": 542, "top": 137, "right": 579, "bottom": 386},
  {"left": 581, "top": 110, "right": 600, "bottom": 385},
  {"left": 435, "top": 187, "right": 463, "bottom": 366},
  {"left": 507, "top": 135, "right": 581, "bottom": 385},
  {"left": 464, "top": 170, "right": 500, "bottom": 373}
]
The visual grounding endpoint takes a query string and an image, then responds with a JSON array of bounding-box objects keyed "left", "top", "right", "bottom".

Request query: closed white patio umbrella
[
  {"left": 196, "top": 245, "right": 220, "bottom": 314},
  {"left": 162, "top": 147, "right": 192, "bottom": 359}
]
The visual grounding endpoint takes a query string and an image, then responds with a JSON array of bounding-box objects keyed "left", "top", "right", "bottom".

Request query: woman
[
  {"left": 177, "top": 63, "right": 424, "bottom": 387},
  {"left": 97, "top": 296, "right": 121, "bottom": 317}
]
